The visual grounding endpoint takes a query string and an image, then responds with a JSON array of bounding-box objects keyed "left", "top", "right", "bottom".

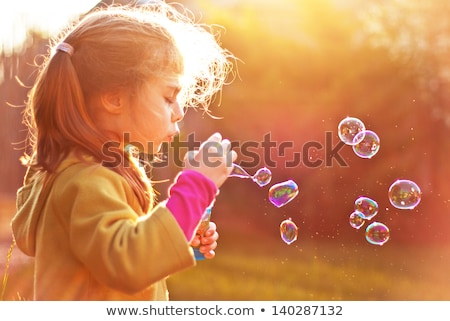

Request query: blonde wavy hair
[{"left": 22, "top": 1, "right": 235, "bottom": 212}]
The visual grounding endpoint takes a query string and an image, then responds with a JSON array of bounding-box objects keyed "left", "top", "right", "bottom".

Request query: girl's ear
[{"left": 100, "top": 90, "right": 126, "bottom": 115}]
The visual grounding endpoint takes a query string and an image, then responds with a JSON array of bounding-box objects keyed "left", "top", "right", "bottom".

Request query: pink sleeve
[{"left": 166, "top": 170, "right": 218, "bottom": 241}]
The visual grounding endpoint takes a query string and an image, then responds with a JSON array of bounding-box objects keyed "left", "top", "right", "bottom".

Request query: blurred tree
[
  {"left": 357, "top": 0, "right": 450, "bottom": 241},
  {"left": 360, "top": 0, "right": 450, "bottom": 173}
]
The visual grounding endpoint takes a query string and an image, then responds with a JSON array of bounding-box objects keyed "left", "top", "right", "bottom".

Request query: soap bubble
[
  {"left": 338, "top": 117, "right": 366, "bottom": 145},
  {"left": 352, "top": 130, "right": 380, "bottom": 159},
  {"left": 280, "top": 218, "right": 298, "bottom": 245},
  {"left": 365, "top": 222, "right": 390, "bottom": 246},
  {"left": 268, "top": 180, "right": 299, "bottom": 208},
  {"left": 354, "top": 196, "right": 379, "bottom": 220},
  {"left": 388, "top": 179, "right": 422, "bottom": 210},
  {"left": 349, "top": 211, "right": 365, "bottom": 229},
  {"left": 253, "top": 167, "right": 272, "bottom": 187}
]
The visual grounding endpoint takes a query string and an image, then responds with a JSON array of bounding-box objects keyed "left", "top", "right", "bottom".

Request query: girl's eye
[{"left": 165, "top": 97, "right": 175, "bottom": 104}]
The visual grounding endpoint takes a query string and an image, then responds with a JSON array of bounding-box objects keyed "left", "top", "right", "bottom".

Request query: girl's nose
[{"left": 171, "top": 101, "right": 184, "bottom": 122}]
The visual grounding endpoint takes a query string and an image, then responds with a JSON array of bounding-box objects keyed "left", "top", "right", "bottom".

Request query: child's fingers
[
  {"left": 200, "top": 132, "right": 222, "bottom": 153},
  {"left": 202, "top": 222, "right": 218, "bottom": 240},
  {"left": 201, "top": 230, "right": 218, "bottom": 243},
  {"left": 203, "top": 250, "right": 216, "bottom": 259},
  {"left": 200, "top": 241, "right": 217, "bottom": 251},
  {"left": 190, "top": 235, "right": 201, "bottom": 247},
  {"left": 205, "top": 221, "right": 217, "bottom": 234}
]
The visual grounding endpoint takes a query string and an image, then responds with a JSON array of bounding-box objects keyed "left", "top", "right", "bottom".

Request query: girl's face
[{"left": 121, "top": 76, "right": 185, "bottom": 154}]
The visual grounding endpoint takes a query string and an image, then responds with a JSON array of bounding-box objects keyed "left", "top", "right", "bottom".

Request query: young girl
[{"left": 11, "top": 1, "right": 236, "bottom": 300}]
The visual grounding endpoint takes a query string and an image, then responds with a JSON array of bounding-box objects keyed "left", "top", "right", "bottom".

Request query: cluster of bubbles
[
  {"left": 349, "top": 196, "right": 379, "bottom": 230},
  {"left": 227, "top": 116, "right": 422, "bottom": 247},
  {"left": 350, "top": 188, "right": 422, "bottom": 247},
  {"left": 338, "top": 117, "right": 380, "bottom": 159},
  {"left": 339, "top": 117, "right": 423, "bottom": 246},
  {"left": 349, "top": 196, "right": 391, "bottom": 246},
  {"left": 230, "top": 164, "right": 300, "bottom": 245},
  {"left": 349, "top": 180, "right": 422, "bottom": 246}
]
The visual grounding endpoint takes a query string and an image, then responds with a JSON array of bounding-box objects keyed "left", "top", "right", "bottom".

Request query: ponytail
[
  {"left": 24, "top": 45, "right": 153, "bottom": 212},
  {"left": 31, "top": 47, "right": 98, "bottom": 170}
]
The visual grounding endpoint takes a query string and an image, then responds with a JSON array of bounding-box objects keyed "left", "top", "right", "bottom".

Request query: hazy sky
[{"left": 0, "top": 0, "right": 99, "bottom": 55}]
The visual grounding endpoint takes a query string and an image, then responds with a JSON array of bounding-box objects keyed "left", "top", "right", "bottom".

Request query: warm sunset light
[{"left": 1, "top": 0, "right": 449, "bottom": 306}]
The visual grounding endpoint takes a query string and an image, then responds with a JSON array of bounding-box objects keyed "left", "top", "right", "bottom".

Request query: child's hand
[
  {"left": 184, "top": 132, "right": 237, "bottom": 188},
  {"left": 190, "top": 221, "right": 219, "bottom": 259}
]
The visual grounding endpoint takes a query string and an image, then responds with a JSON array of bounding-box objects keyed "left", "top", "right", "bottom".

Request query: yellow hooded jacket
[{"left": 11, "top": 153, "right": 196, "bottom": 300}]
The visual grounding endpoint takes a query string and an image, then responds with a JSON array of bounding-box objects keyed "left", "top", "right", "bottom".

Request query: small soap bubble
[
  {"left": 280, "top": 218, "right": 298, "bottom": 245},
  {"left": 354, "top": 196, "right": 379, "bottom": 220},
  {"left": 365, "top": 222, "right": 390, "bottom": 246},
  {"left": 253, "top": 167, "right": 272, "bottom": 187},
  {"left": 352, "top": 130, "right": 380, "bottom": 159},
  {"left": 268, "top": 180, "right": 299, "bottom": 208},
  {"left": 338, "top": 117, "right": 366, "bottom": 145},
  {"left": 349, "top": 211, "right": 365, "bottom": 229},
  {"left": 388, "top": 179, "right": 422, "bottom": 210}
]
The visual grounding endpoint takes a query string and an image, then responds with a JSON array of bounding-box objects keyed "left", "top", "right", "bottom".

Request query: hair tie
[{"left": 56, "top": 42, "right": 74, "bottom": 56}]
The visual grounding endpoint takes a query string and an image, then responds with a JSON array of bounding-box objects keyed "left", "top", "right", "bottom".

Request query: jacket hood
[
  {"left": 11, "top": 167, "right": 51, "bottom": 256},
  {"left": 11, "top": 156, "right": 81, "bottom": 256}
]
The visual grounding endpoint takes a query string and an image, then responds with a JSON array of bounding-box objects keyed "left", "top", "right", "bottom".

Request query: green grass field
[{"left": 167, "top": 232, "right": 450, "bottom": 301}]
